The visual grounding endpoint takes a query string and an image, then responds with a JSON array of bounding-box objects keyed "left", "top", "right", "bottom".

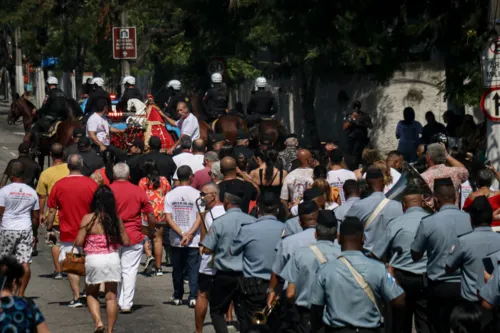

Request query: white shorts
[{"left": 59, "top": 242, "right": 82, "bottom": 263}]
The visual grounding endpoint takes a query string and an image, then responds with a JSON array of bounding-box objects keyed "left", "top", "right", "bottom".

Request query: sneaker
[
  {"left": 53, "top": 272, "right": 63, "bottom": 280},
  {"left": 120, "top": 308, "right": 132, "bottom": 314},
  {"left": 189, "top": 299, "right": 196, "bottom": 308},
  {"left": 144, "top": 256, "right": 155, "bottom": 273},
  {"left": 68, "top": 299, "right": 84, "bottom": 308},
  {"left": 153, "top": 268, "right": 163, "bottom": 276},
  {"left": 170, "top": 297, "right": 182, "bottom": 306}
]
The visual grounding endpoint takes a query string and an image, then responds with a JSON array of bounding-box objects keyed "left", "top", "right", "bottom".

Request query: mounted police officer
[
  {"left": 165, "top": 79, "right": 187, "bottom": 120},
  {"left": 247, "top": 77, "right": 278, "bottom": 125},
  {"left": 83, "top": 77, "right": 111, "bottom": 122},
  {"left": 116, "top": 76, "right": 142, "bottom": 112},
  {"left": 30, "top": 77, "right": 67, "bottom": 155},
  {"left": 202, "top": 73, "right": 228, "bottom": 123}
]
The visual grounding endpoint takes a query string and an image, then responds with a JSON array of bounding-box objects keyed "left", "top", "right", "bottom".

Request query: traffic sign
[
  {"left": 482, "top": 38, "right": 500, "bottom": 87},
  {"left": 480, "top": 87, "right": 500, "bottom": 121},
  {"left": 207, "top": 58, "right": 226, "bottom": 75},
  {"left": 112, "top": 27, "right": 137, "bottom": 60}
]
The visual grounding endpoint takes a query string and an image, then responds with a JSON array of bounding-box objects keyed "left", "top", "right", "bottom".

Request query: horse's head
[
  {"left": 8, "top": 95, "right": 33, "bottom": 127},
  {"left": 8, "top": 98, "right": 22, "bottom": 125}
]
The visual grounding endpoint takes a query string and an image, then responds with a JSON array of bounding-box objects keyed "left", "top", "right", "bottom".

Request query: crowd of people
[{"left": 2, "top": 75, "right": 500, "bottom": 333}]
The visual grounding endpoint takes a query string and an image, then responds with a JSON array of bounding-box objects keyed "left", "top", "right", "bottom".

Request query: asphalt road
[{"left": 0, "top": 113, "right": 218, "bottom": 333}]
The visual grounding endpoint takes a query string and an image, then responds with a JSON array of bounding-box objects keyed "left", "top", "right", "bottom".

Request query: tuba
[
  {"left": 385, "top": 162, "right": 433, "bottom": 212},
  {"left": 251, "top": 296, "right": 280, "bottom": 325}
]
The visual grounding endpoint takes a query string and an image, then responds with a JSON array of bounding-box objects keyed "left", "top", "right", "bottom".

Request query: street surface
[{"left": 0, "top": 112, "right": 218, "bottom": 333}]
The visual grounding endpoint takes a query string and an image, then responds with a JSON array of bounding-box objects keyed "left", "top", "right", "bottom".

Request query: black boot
[{"left": 31, "top": 130, "right": 41, "bottom": 156}]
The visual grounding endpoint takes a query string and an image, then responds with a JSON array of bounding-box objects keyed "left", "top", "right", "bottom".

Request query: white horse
[{"left": 126, "top": 98, "right": 147, "bottom": 128}]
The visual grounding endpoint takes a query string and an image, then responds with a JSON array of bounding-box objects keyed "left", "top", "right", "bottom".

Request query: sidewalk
[{"left": 0, "top": 98, "right": 9, "bottom": 115}]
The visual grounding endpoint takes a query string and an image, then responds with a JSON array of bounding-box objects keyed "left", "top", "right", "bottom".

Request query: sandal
[{"left": 94, "top": 327, "right": 105, "bottom": 333}]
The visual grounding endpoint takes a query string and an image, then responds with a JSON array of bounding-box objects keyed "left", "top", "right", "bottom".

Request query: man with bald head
[
  {"left": 371, "top": 185, "right": 430, "bottom": 333},
  {"left": 218, "top": 157, "right": 258, "bottom": 214},
  {"left": 280, "top": 149, "right": 314, "bottom": 213}
]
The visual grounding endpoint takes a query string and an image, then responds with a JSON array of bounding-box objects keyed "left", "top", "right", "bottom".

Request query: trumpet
[{"left": 251, "top": 296, "right": 280, "bottom": 325}]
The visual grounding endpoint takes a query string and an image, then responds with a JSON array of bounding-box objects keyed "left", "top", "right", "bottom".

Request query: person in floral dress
[
  {"left": 139, "top": 160, "right": 171, "bottom": 275},
  {"left": 144, "top": 97, "right": 175, "bottom": 152}
]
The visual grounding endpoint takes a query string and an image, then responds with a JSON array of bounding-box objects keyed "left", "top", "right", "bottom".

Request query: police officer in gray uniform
[
  {"left": 310, "top": 216, "right": 405, "bottom": 333},
  {"left": 446, "top": 196, "right": 500, "bottom": 305},
  {"left": 371, "top": 185, "right": 430, "bottom": 333},
  {"left": 230, "top": 192, "right": 284, "bottom": 333},
  {"left": 268, "top": 200, "right": 319, "bottom": 332},
  {"left": 281, "top": 188, "right": 326, "bottom": 238},
  {"left": 333, "top": 179, "right": 360, "bottom": 224},
  {"left": 348, "top": 167, "right": 403, "bottom": 252},
  {"left": 411, "top": 177, "right": 472, "bottom": 333},
  {"left": 201, "top": 188, "right": 257, "bottom": 333},
  {"left": 281, "top": 210, "right": 340, "bottom": 333}
]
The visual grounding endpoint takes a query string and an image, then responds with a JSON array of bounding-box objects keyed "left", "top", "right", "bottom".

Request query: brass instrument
[
  {"left": 385, "top": 162, "right": 434, "bottom": 212},
  {"left": 251, "top": 296, "right": 280, "bottom": 325}
]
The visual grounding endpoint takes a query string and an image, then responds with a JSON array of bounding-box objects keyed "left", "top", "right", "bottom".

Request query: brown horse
[
  {"left": 246, "top": 119, "right": 288, "bottom": 150},
  {"left": 8, "top": 95, "right": 83, "bottom": 169},
  {"left": 188, "top": 92, "right": 248, "bottom": 144}
]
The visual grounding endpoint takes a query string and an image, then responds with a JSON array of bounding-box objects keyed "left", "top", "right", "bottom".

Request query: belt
[
  {"left": 325, "top": 326, "right": 379, "bottom": 333},
  {"left": 243, "top": 277, "right": 269, "bottom": 283},
  {"left": 216, "top": 270, "right": 242, "bottom": 277},
  {"left": 393, "top": 268, "right": 425, "bottom": 277}
]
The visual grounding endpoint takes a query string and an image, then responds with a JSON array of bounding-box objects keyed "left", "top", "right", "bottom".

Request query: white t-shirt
[
  {"left": 460, "top": 180, "right": 473, "bottom": 209},
  {"left": 86, "top": 113, "right": 110, "bottom": 146},
  {"left": 0, "top": 183, "right": 39, "bottom": 230},
  {"left": 280, "top": 168, "right": 314, "bottom": 202},
  {"left": 164, "top": 185, "right": 201, "bottom": 247},
  {"left": 199, "top": 205, "right": 226, "bottom": 275},
  {"left": 173, "top": 153, "right": 205, "bottom": 180},
  {"left": 326, "top": 169, "right": 357, "bottom": 203},
  {"left": 176, "top": 113, "right": 200, "bottom": 140}
]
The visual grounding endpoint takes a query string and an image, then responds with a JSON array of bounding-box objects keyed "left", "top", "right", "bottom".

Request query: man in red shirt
[
  {"left": 110, "top": 162, "right": 157, "bottom": 313},
  {"left": 191, "top": 151, "right": 219, "bottom": 190},
  {"left": 46, "top": 154, "right": 98, "bottom": 308}
]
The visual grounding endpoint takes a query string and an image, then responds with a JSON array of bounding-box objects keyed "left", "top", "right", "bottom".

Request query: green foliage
[{"left": 0, "top": 0, "right": 492, "bottom": 106}]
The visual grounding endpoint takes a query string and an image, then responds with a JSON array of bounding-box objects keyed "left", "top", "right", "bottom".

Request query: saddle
[{"left": 41, "top": 121, "right": 62, "bottom": 138}]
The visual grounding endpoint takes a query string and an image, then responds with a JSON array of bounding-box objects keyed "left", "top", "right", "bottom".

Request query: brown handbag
[{"left": 61, "top": 244, "right": 86, "bottom": 276}]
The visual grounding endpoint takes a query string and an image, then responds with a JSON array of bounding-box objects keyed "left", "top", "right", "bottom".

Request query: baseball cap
[
  {"left": 18, "top": 142, "right": 30, "bottom": 154},
  {"left": 78, "top": 136, "right": 91, "bottom": 149},
  {"left": 129, "top": 139, "right": 144, "bottom": 152},
  {"left": 73, "top": 128, "right": 85, "bottom": 138}
]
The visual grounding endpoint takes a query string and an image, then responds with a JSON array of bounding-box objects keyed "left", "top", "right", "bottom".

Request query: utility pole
[
  {"left": 14, "top": 27, "right": 24, "bottom": 97},
  {"left": 120, "top": 10, "right": 130, "bottom": 94},
  {"left": 487, "top": 0, "right": 500, "bottom": 173}
]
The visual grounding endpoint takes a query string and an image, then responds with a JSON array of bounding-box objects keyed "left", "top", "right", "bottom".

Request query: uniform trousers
[
  {"left": 426, "top": 279, "right": 461, "bottom": 333},
  {"left": 392, "top": 269, "right": 429, "bottom": 333},
  {"left": 240, "top": 277, "right": 269, "bottom": 333},
  {"left": 118, "top": 243, "right": 143, "bottom": 310},
  {"left": 210, "top": 271, "right": 246, "bottom": 333}
]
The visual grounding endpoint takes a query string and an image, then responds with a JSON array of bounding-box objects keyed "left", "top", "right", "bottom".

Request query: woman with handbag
[
  {"left": 75, "top": 185, "right": 130, "bottom": 333},
  {"left": 0, "top": 255, "right": 50, "bottom": 332}
]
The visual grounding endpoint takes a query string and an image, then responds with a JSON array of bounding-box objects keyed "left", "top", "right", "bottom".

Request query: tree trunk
[
  {"left": 74, "top": 38, "right": 87, "bottom": 99},
  {"left": 300, "top": 63, "right": 319, "bottom": 148}
]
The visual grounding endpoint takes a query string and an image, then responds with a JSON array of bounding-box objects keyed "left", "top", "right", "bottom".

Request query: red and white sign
[
  {"left": 112, "top": 27, "right": 137, "bottom": 60},
  {"left": 480, "top": 87, "right": 500, "bottom": 122}
]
